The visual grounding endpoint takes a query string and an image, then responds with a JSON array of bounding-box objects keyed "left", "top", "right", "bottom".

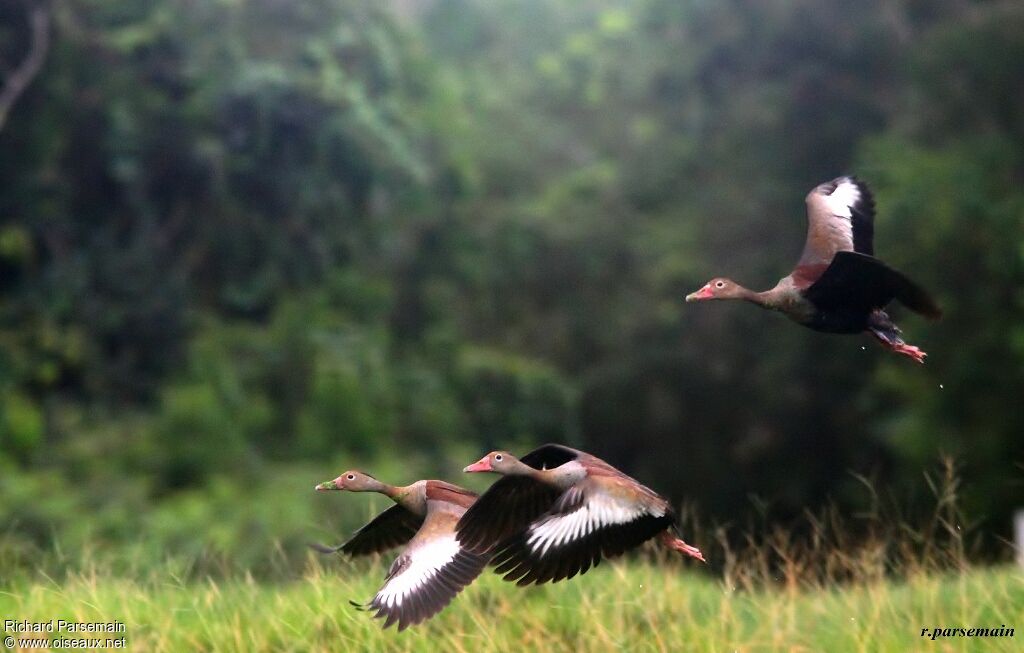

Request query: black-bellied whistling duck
[
  {"left": 314, "top": 471, "right": 488, "bottom": 631},
  {"left": 686, "top": 176, "right": 941, "bottom": 362},
  {"left": 455, "top": 444, "right": 704, "bottom": 586}
]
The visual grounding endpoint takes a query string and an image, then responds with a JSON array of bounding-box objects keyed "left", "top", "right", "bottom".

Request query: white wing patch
[
  {"left": 820, "top": 177, "right": 861, "bottom": 249},
  {"left": 526, "top": 493, "right": 664, "bottom": 557},
  {"left": 823, "top": 178, "right": 860, "bottom": 219},
  {"left": 375, "top": 535, "right": 460, "bottom": 608}
]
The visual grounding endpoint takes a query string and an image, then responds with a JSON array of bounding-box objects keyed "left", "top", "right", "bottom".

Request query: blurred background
[{"left": 0, "top": 0, "right": 1021, "bottom": 575}]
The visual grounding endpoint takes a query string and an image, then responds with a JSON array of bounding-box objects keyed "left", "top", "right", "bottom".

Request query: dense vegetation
[
  {"left": 1, "top": 0, "right": 1022, "bottom": 573},
  {"left": 2, "top": 562, "right": 1019, "bottom": 652}
]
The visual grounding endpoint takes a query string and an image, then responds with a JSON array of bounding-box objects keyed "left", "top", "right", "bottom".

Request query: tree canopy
[{"left": 1, "top": 0, "right": 1021, "bottom": 569}]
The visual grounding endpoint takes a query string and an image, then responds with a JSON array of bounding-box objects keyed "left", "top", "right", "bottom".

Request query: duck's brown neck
[
  {"left": 501, "top": 459, "right": 585, "bottom": 489},
  {"left": 373, "top": 481, "right": 400, "bottom": 498},
  {"left": 383, "top": 482, "right": 427, "bottom": 515},
  {"left": 739, "top": 285, "right": 791, "bottom": 311},
  {"left": 363, "top": 479, "right": 404, "bottom": 501},
  {"left": 503, "top": 459, "right": 544, "bottom": 478},
  {"left": 506, "top": 460, "right": 586, "bottom": 489}
]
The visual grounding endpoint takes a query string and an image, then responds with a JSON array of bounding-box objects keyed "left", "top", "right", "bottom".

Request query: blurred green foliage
[{"left": 0, "top": 0, "right": 1021, "bottom": 572}]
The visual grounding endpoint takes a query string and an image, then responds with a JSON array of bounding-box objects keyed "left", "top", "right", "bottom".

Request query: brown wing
[
  {"left": 799, "top": 177, "right": 876, "bottom": 271},
  {"left": 490, "top": 478, "right": 674, "bottom": 586},
  {"left": 424, "top": 480, "right": 478, "bottom": 509},
  {"left": 357, "top": 503, "right": 488, "bottom": 631},
  {"left": 311, "top": 504, "right": 423, "bottom": 557}
]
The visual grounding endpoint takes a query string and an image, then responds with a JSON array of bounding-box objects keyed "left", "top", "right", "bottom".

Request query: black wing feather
[
  {"left": 490, "top": 490, "right": 673, "bottom": 586},
  {"left": 847, "top": 177, "right": 875, "bottom": 256},
  {"left": 455, "top": 476, "right": 561, "bottom": 554},
  {"left": 311, "top": 504, "right": 424, "bottom": 557},
  {"left": 454, "top": 444, "right": 577, "bottom": 554},
  {"left": 803, "top": 251, "right": 941, "bottom": 319},
  {"left": 519, "top": 443, "right": 580, "bottom": 469}
]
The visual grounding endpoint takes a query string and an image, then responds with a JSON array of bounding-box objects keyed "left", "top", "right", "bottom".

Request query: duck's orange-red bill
[
  {"left": 463, "top": 457, "right": 492, "bottom": 473},
  {"left": 685, "top": 284, "right": 714, "bottom": 302}
]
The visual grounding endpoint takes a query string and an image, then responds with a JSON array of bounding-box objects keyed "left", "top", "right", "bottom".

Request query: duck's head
[
  {"left": 686, "top": 277, "right": 745, "bottom": 302},
  {"left": 463, "top": 451, "right": 519, "bottom": 474},
  {"left": 315, "top": 470, "right": 379, "bottom": 492}
]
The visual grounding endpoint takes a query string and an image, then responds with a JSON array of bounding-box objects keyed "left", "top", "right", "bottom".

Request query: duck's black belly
[{"left": 800, "top": 307, "right": 870, "bottom": 334}]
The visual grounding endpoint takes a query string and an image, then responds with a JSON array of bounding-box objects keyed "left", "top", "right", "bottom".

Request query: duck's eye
[
  {"left": 494, "top": 454, "right": 503, "bottom": 462},
  {"left": 715, "top": 281, "right": 725, "bottom": 288},
  {"left": 346, "top": 474, "right": 355, "bottom": 481}
]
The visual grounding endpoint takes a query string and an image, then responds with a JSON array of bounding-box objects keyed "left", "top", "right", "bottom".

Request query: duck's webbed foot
[
  {"left": 660, "top": 531, "right": 706, "bottom": 563},
  {"left": 867, "top": 322, "right": 927, "bottom": 364},
  {"left": 890, "top": 342, "right": 927, "bottom": 363}
]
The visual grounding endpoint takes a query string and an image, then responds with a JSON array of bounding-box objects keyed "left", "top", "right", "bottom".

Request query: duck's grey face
[
  {"left": 686, "top": 277, "right": 741, "bottom": 301},
  {"left": 463, "top": 451, "right": 516, "bottom": 474},
  {"left": 315, "top": 470, "right": 376, "bottom": 492}
]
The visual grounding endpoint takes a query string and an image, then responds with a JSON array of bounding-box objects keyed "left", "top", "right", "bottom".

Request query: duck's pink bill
[
  {"left": 463, "top": 457, "right": 491, "bottom": 473},
  {"left": 685, "top": 284, "right": 713, "bottom": 302}
]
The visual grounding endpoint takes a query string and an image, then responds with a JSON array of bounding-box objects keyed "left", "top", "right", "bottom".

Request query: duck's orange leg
[
  {"left": 867, "top": 327, "right": 927, "bottom": 363},
  {"left": 660, "top": 531, "right": 706, "bottom": 563}
]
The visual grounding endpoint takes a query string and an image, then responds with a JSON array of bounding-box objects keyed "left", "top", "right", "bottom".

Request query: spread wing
[
  {"left": 803, "top": 251, "right": 942, "bottom": 319},
  {"left": 455, "top": 444, "right": 580, "bottom": 553},
  {"left": 356, "top": 505, "right": 488, "bottom": 631},
  {"left": 799, "top": 176, "right": 875, "bottom": 270},
  {"left": 311, "top": 504, "right": 423, "bottom": 557},
  {"left": 455, "top": 476, "right": 562, "bottom": 554},
  {"left": 490, "top": 479, "right": 674, "bottom": 586}
]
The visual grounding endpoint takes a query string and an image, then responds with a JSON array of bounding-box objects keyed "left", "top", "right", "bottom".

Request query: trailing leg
[
  {"left": 867, "top": 311, "right": 927, "bottom": 363},
  {"left": 659, "top": 530, "right": 705, "bottom": 563}
]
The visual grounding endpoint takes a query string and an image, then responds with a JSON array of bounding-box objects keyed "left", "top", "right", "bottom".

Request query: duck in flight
[
  {"left": 686, "top": 176, "right": 941, "bottom": 362},
  {"left": 456, "top": 444, "right": 705, "bottom": 586},
  {"left": 314, "top": 472, "right": 488, "bottom": 631}
]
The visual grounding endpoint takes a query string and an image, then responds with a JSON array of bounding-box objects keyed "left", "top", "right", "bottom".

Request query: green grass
[{"left": 2, "top": 557, "right": 1021, "bottom": 652}]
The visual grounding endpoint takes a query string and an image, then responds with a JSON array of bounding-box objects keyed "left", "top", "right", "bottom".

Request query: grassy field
[{"left": 2, "top": 556, "right": 1021, "bottom": 652}]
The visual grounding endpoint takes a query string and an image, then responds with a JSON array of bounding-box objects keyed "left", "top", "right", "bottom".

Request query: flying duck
[
  {"left": 455, "top": 444, "right": 704, "bottom": 586},
  {"left": 686, "top": 176, "right": 941, "bottom": 362},
  {"left": 315, "top": 472, "right": 488, "bottom": 631}
]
